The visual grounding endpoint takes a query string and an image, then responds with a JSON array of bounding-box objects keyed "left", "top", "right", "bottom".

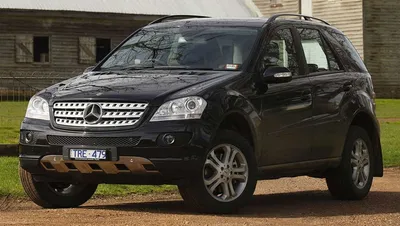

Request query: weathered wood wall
[
  {"left": 313, "top": 0, "right": 363, "bottom": 58},
  {"left": 364, "top": 1, "right": 400, "bottom": 98},
  {"left": 0, "top": 10, "right": 156, "bottom": 91},
  {"left": 253, "top": 0, "right": 300, "bottom": 16}
]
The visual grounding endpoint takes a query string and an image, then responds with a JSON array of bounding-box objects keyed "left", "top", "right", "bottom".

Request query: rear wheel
[
  {"left": 19, "top": 166, "right": 97, "bottom": 208},
  {"left": 178, "top": 130, "right": 257, "bottom": 213},
  {"left": 326, "top": 126, "right": 374, "bottom": 200}
]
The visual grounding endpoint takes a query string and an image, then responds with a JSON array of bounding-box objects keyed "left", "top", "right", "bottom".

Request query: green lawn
[
  {"left": 0, "top": 101, "right": 26, "bottom": 144},
  {"left": 375, "top": 99, "right": 400, "bottom": 118},
  {"left": 0, "top": 99, "right": 399, "bottom": 197},
  {"left": 372, "top": 99, "right": 400, "bottom": 166},
  {"left": 380, "top": 121, "right": 400, "bottom": 167}
]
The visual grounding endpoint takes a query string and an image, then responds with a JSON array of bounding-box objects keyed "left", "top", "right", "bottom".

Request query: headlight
[
  {"left": 25, "top": 96, "right": 50, "bottom": 121},
  {"left": 150, "top": 96, "right": 207, "bottom": 122}
]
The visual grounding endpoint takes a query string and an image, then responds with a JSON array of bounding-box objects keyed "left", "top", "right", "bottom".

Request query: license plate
[{"left": 69, "top": 149, "right": 107, "bottom": 160}]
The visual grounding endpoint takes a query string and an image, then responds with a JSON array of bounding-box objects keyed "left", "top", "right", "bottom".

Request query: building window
[
  {"left": 15, "top": 35, "right": 50, "bottom": 63},
  {"left": 33, "top": 36, "right": 50, "bottom": 63},
  {"left": 270, "top": 0, "right": 283, "bottom": 8},
  {"left": 96, "top": 38, "right": 111, "bottom": 63},
  {"left": 79, "top": 37, "right": 111, "bottom": 64}
]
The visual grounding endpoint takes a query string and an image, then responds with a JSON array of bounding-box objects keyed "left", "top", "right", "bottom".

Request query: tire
[
  {"left": 19, "top": 166, "right": 97, "bottom": 208},
  {"left": 326, "top": 126, "right": 374, "bottom": 200},
  {"left": 178, "top": 130, "right": 257, "bottom": 214}
]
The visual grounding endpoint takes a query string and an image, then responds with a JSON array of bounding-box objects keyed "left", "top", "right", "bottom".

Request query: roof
[{"left": 0, "top": 0, "right": 262, "bottom": 18}]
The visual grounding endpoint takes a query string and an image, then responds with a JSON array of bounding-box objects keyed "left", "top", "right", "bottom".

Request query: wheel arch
[
  {"left": 348, "top": 110, "right": 383, "bottom": 177},
  {"left": 217, "top": 110, "right": 262, "bottom": 165}
]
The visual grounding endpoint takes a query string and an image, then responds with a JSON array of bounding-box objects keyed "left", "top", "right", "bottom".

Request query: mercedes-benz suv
[{"left": 19, "top": 14, "right": 383, "bottom": 213}]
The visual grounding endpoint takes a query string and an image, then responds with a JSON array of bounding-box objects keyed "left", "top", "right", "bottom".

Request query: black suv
[{"left": 19, "top": 14, "right": 383, "bottom": 213}]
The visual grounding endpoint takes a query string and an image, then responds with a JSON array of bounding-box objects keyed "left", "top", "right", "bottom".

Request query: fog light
[
  {"left": 25, "top": 132, "right": 33, "bottom": 143},
  {"left": 163, "top": 134, "right": 175, "bottom": 145}
]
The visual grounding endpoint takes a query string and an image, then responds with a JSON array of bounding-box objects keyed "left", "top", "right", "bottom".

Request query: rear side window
[
  {"left": 329, "top": 32, "right": 368, "bottom": 72},
  {"left": 297, "top": 28, "right": 341, "bottom": 73}
]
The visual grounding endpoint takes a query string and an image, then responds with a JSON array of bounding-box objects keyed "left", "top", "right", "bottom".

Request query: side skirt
[{"left": 257, "top": 157, "right": 341, "bottom": 180}]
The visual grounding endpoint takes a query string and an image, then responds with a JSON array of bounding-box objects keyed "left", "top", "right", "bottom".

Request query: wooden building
[
  {"left": 0, "top": 0, "right": 260, "bottom": 96},
  {"left": 253, "top": 0, "right": 400, "bottom": 98}
]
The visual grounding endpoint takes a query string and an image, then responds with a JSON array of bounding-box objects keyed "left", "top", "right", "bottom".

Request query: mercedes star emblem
[{"left": 83, "top": 103, "right": 103, "bottom": 124}]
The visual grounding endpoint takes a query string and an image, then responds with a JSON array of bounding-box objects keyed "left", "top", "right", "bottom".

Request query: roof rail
[
  {"left": 148, "top": 15, "right": 211, "bottom": 25},
  {"left": 267, "top": 13, "right": 330, "bottom": 25}
]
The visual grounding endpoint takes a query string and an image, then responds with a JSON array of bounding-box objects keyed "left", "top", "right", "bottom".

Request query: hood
[{"left": 50, "top": 70, "right": 238, "bottom": 105}]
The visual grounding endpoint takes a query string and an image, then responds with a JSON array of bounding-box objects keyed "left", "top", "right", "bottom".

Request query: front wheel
[
  {"left": 178, "top": 130, "right": 257, "bottom": 213},
  {"left": 326, "top": 126, "right": 374, "bottom": 200},
  {"left": 19, "top": 166, "right": 97, "bottom": 208}
]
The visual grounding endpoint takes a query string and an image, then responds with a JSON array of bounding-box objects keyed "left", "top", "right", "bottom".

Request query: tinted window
[
  {"left": 100, "top": 26, "right": 259, "bottom": 71},
  {"left": 297, "top": 28, "right": 341, "bottom": 73},
  {"left": 330, "top": 32, "right": 367, "bottom": 72},
  {"left": 260, "top": 29, "right": 299, "bottom": 76}
]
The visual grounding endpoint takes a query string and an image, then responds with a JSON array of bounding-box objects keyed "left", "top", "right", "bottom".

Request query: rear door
[{"left": 296, "top": 27, "right": 350, "bottom": 160}]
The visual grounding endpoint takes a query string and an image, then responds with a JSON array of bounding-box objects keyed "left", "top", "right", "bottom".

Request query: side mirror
[
  {"left": 84, "top": 66, "right": 95, "bottom": 73},
  {"left": 263, "top": 66, "right": 292, "bottom": 84}
]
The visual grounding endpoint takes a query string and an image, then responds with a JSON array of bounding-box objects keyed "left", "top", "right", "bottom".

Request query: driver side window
[{"left": 259, "top": 28, "right": 299, "bottom": 76}]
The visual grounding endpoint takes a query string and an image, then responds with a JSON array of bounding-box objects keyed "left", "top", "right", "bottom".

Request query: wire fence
[
  {"left": 0, "top": 71, "right": 78, "bottom": 144},
  {"left": 0, "top": 71, "right": 79, "bottom": 101}
]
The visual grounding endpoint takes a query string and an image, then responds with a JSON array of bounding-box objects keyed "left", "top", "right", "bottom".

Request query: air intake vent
[{"left": 47, "top": 136, "right": 140, "bottom": 146}]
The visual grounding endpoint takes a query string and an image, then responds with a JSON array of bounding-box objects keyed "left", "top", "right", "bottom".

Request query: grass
[
  {"left": 375, "top": 99, "right": 400, "bottom": 118},
  {"left": 0, "top": 157, "right": 24, "bottom": 197},
  {"left": 380, "top": 121, "right": 400, "bottom": 167},
  {"left": 372, "top": 99, "right": 400, "bottom": 166},
  {"left": 0, "top": 101, "right": 27, "bottom": 144},
  {"left": 0, "top": 99, "right": 399, "bottom": 197}
]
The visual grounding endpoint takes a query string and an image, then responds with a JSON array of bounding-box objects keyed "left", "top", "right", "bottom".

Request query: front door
[{"left": 256, "top": 27, "right": 314, "bottom": 166}]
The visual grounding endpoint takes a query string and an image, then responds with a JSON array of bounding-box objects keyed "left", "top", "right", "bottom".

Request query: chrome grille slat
[
  {"left": 102, "top": 111, "right": 143, "bottom": 118},
  {"left": 53, "top": 102, "right": 147, "bottom": 128},
  {"left": 54, "top": 110, "right": 84, "bottom": 118},
  {"left": 53, "top": 103, "right": 88, "bottom": 109},
  {"left": 53, "top": 102, "right": 148, "bottom": 110},
  {"left": 100, "top": 103, "right": 147, "bottom": 110}
]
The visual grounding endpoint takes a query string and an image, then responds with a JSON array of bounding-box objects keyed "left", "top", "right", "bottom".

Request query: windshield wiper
[
  {"left": 98, "top": 65, "right": 154, "bottom": 72},
  {"left": 120, "top": 65, "right": 155, "bottom": 71}
]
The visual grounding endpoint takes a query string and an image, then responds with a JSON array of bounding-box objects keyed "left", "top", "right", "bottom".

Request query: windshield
[{"left": 100, "top": 26, "right": 259, "bottom": 71}]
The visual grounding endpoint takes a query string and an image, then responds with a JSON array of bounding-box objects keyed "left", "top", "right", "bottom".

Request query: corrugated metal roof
[{"left": 0, "top": 0, "right": 262, "bottom": 17}]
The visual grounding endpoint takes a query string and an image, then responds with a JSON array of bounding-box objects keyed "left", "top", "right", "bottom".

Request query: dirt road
[{"left": 1, "top": 168, "right": 399, "bottom": 226}]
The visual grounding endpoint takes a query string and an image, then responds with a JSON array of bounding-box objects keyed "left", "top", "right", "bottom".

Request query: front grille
[
  {"left": 53, "top": 102, "right": 148, "bottom": 128},
  {"left": 47, "top": 135, "right": 140, "bottom": 146}
]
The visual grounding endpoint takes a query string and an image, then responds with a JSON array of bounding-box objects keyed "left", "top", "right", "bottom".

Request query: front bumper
[{"left": 19, "top": 118, "right": 214, "bottom": 185}]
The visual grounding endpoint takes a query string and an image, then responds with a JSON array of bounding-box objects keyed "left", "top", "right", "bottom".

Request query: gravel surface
[{"left": 1, "top": 168, "right": 399, "bottom": 226}]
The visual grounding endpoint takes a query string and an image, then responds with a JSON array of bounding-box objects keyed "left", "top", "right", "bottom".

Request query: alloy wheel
[
  {"left": 203, "top": 144, "right": 248, "bottom": 202},
  {"left": 350, "top": 139, "right": 370, "bottom": 189}
]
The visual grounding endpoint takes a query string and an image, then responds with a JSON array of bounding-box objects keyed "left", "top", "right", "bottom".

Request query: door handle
[
  {"left": 343, "top": 82, "right": 353, "bottom": 92},
  {"left": 301, "top": 89, "right": 311, "bottom": 101},
  {"left": 302, "top": 89, "right": 311, "bottom": 95}
]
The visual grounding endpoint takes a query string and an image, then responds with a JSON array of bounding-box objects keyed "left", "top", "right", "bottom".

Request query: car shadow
[{"left": 84, "top": 190, "right": 400, "bottom": 218}]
